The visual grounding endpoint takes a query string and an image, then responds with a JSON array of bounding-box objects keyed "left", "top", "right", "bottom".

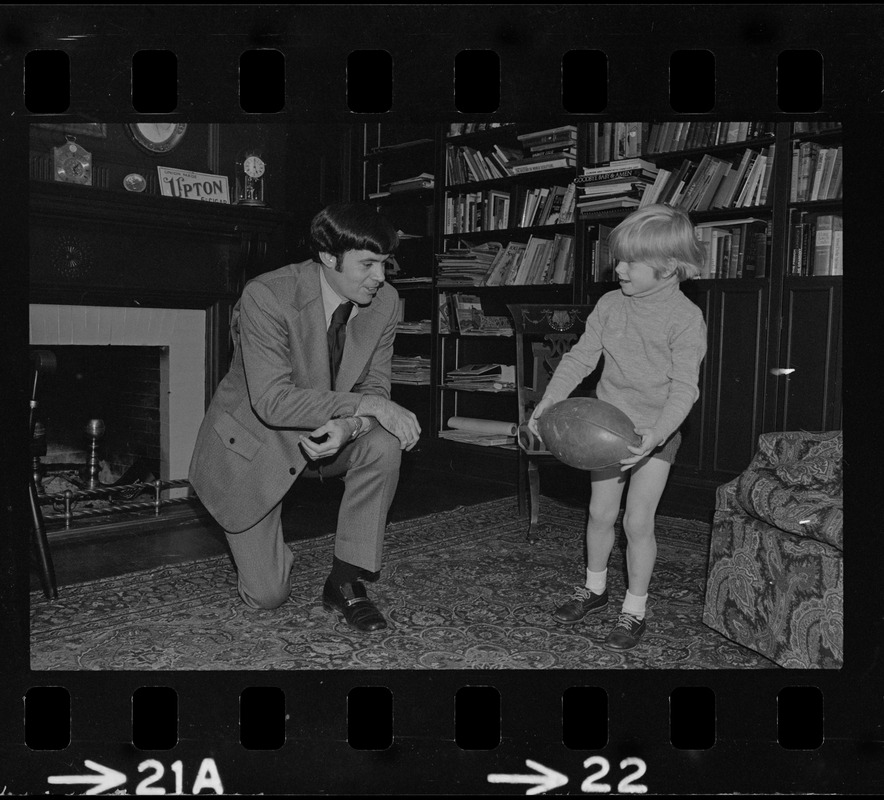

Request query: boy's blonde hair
[{"left": 608, "top": 203, "right": 704, "bottom": 281}]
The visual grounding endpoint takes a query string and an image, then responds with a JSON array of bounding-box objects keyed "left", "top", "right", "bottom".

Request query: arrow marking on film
[
  {"left": 487, "top": 759, "right": 568, "bottom": 795},
  {"left": 48, "top": 759, "right": 127, "bottom": 795}
]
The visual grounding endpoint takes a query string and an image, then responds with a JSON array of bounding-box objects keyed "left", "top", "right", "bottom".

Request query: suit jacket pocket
[{"left": 213, "top": 411, "right": 263, "bottom": 461}]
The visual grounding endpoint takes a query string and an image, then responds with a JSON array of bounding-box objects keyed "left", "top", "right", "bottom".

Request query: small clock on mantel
[
  {"left": 125, "top": 122, "right": 188, "bottom": 155},
  {"left": 234, "top": 148, "right": 267, "bottom": 207}
]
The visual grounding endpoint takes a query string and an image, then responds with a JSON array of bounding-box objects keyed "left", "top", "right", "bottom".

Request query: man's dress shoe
[{"left": 322, "top": 578, "right": 387, "bottom": 632}]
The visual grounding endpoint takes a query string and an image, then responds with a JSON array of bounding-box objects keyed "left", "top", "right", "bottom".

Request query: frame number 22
[{"left": 581, "top": 756, "right": 648, "bottom": 794}]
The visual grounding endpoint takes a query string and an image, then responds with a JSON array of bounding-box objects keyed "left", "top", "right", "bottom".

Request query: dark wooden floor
[{"left": 31, "top": 444, "right": 711, "bottom": 592}]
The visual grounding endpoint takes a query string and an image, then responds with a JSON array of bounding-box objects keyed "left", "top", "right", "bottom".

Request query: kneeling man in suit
[{"left": 189, "top": 203, "right": 420, "bottom": 632}]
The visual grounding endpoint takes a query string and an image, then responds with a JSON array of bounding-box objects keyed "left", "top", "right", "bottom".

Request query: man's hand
[
  {"left": 298, "top": 418, "right": 355, "bottom": 461},
  {"left": 356, "top": 395, "right": 421, "bottom": 450},
  {"left": 527, "top": 397, "right": 556, "bottom": 441},
  {"left": 619, "top": 427, "right": 666, "bottom": 471}
]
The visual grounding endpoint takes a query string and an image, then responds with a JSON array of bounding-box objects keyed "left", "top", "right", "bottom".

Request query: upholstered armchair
[{"left": 702, "top": 430, "right": 843, "bottom": 668}]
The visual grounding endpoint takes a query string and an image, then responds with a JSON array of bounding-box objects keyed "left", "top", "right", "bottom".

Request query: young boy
[{"left": 528, "top": 204, "right": 708, "bottom": 650}]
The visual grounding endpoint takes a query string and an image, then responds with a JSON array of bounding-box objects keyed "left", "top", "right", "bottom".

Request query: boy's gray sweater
[{"left": 543, "top": 279, "right": 708, "bottom": 440}]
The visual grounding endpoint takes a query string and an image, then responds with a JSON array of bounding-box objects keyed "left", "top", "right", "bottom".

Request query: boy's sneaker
[
  {"left": 553, "top": 587, "right": 609, "bottom": 624},
  {"left": 603, "top": 613, "right": 647, "bottom": 650}
]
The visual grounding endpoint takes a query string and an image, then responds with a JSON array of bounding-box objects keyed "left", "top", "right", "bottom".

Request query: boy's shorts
[{"left": 649, "top": 430, "right": 682, "bottom": 464}]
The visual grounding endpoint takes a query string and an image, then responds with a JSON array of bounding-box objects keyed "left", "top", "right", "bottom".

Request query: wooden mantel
[
  {"left": 29, "top": 179, "right": 292, "bottom": 395},
  {"left": 30, "top": 180, "right": 292, "bottom": 302}
]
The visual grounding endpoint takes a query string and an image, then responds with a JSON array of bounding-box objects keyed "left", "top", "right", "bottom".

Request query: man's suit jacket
[{"left": 189, "top": 260, "right": 399, "bottom": 533}]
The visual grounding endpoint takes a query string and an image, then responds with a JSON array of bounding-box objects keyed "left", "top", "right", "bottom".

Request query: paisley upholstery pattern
[{"left": 703, "top": 431, "right": 843, "bottom": 669}]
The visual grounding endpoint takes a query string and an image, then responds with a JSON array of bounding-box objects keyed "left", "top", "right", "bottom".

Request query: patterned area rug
[{"left": 30, "top": 497, "right": 776, "bottom": 670}]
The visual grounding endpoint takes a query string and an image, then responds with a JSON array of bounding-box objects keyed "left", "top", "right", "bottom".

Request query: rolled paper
[{"left": 447, "top": 417, "right": 518, "bottom": 436}]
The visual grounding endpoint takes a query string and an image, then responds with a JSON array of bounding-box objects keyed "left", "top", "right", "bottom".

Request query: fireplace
[
  {"left": 37, "top": 344, "right": 165, "bottom": 482},
  {"left": 30, "top": 304, "right": 207, "bottom": 499},
  {"left": 28, "top": 178, "right": 288, "bottom": 535}
]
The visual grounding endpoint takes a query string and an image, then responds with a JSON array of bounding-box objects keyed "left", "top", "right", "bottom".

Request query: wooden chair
[{"left": 507, "top": 303, "right": 594, "bottom": 541}]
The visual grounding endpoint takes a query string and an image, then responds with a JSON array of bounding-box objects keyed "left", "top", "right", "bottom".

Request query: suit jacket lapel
[
  {"left": 291, "top": 261, "right": 387, "bottom": 392},
  {"left": 292, "top": 263, "right": 334, "bottom": 390},
  {"left": 336, "top": 300, "right": 384, "bottom": 391}
]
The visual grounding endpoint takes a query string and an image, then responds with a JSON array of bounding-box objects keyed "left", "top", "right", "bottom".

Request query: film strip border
[
  {"left": 19, "top": 49, "right": 831, "bottom": 118},
  {"left": 0, "top": 5, "right": 881, "bottom": 119},
  {"left": 9, "top": 674, "right": 863, "bottom": 795},
  {"left": 2, "top": 4, "right": 881, "bottom": 797}
]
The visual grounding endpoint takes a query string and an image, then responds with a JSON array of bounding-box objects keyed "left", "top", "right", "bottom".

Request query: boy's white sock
[
  {"left": 621, "top": 590, "right": 648, "bottom": 619},
  {"left": 585, "top": 568, "right": 608, "bottom": 595}
]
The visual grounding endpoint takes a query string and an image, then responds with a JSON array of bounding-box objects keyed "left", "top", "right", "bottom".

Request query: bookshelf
[
  {"left": 359, "top": 123, "right": 439, "bottom": 439},
  {"left": 436, "top": 124, "right": 579, "bottom": 450},
  {"left": 353, "top": 120, "right": 842, "bottom": 514},
  {"left": 767, "top": 122, "right": 842, "bottom": 436}
]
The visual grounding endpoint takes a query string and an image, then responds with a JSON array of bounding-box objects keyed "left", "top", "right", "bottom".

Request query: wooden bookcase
[
  {"left": 354, "top": 121, "right": 843, "bottom": 515},
  {"left": 358, "top": 123, "right": 439, "bottom": 440}
]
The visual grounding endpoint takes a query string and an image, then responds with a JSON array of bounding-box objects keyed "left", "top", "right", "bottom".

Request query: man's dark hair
[{"left": 309, "top": 203, "right": 399, "bottom": 262}]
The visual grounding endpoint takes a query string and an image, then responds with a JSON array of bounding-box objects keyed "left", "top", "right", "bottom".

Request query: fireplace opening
[{"left": 34, "top": 345, "right": 166, "bottom": 489}]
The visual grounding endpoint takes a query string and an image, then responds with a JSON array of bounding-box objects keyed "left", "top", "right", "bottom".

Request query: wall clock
[
  {"left": 234, "top": 149, "right": 267, "bottom": 206},
  {"left": 125, "top": 122, "right": 188, "bottom": 155},
  {"left": 53, "top": 137, "right": 92, "bottom": 185}
]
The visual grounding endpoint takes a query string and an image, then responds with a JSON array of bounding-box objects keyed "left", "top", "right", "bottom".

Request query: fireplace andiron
[{"left": 82, "top": 418, "right": 106, "bottom": 490}]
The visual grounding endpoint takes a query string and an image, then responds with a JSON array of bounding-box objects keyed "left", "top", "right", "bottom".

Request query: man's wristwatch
[{"left": 348, "top": 416, "right": 365, "bottom": 440}]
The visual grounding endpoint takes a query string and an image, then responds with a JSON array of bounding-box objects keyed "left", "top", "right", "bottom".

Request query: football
[{"left": 537, "top": 398, "right": 641, "bottom": 470}]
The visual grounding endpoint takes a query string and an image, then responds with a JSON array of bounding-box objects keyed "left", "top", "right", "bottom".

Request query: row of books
[
  {"left": 694, "top": 219, "right": 771, "bottom": 279},
  {"left": 589, "top": 223, "right": 614, "bottom": 282},
  {"left": 644, "top": 121, "right": 775, "bottom": 155},
  {"left": 437, "top": 233, "right": 575, "bottom": 287},
  {"left": 444, "top": 293, "right": 515, "bottom": 336},
  {"left": 443, "top": 183, "right": 577, "bottom": 234},
  {"left": 789, "top": 212, "right": 843, "bottom": 276},
  {"left": 445, "top": 126, "right": 578, "bottom": 184},
  {"left": 586, "top": 122, "right": 648, "bottom": 164},
  {"left": 637, "top": 147, "right": 775, "bottom": 214},
  {"left": 585, "top": 121, "right": 775, "bottom": 164},
  {"left": 517, "top": 183, "right": 577, "bottom": 227},
  {"left": 391, "top": 355, "right": 431, "bottom": 385},
  {"left": 587, "top": 218, "right": 772, "bottom": 281},
  {"left": 790, "top": 143, "right": 842, "bottom": 203},
  {"left": 446, "top": 143, "right": 513, "bottom": 184}
]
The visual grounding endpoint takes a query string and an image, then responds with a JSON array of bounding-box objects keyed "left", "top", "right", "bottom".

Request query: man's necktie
[{"left": 327, "top": 301, "right": 353, "bottom": 388}]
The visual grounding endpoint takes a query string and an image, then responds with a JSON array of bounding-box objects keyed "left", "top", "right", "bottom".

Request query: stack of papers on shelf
[
  {"left": 436, "top": 242, "right": 503, "bottom": 286},
  {"left": 445, "top": 363, "right": 515, "bottom": 392},
  {"left": 437, "top": 416, "right": 518, "bottom": 448},
  {"left": 396, "top": 319, "right": 433, "bottom": 334},
  {"left": 385, "top": 173, "right": 435, "bottom": 193},
  {"left": 392, "top": 355, "right": 432, "bottom": 384},
  {"left": 437, "top": 429, "right": 518, "bottom": 447}
]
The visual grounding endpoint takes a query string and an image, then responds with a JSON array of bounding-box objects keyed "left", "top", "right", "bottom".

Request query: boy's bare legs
[
  {"left": 621, "top": 455, "right": 671, "bottom": 596},
  {"left": 602, "top": 454, "right": 671, "bottom": 650},
  {"left": 553, "top": 468, "right": 624, "bottom": 624},
  {"left": 585, "top": 468, "right": 627, "bottom": 571}
]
